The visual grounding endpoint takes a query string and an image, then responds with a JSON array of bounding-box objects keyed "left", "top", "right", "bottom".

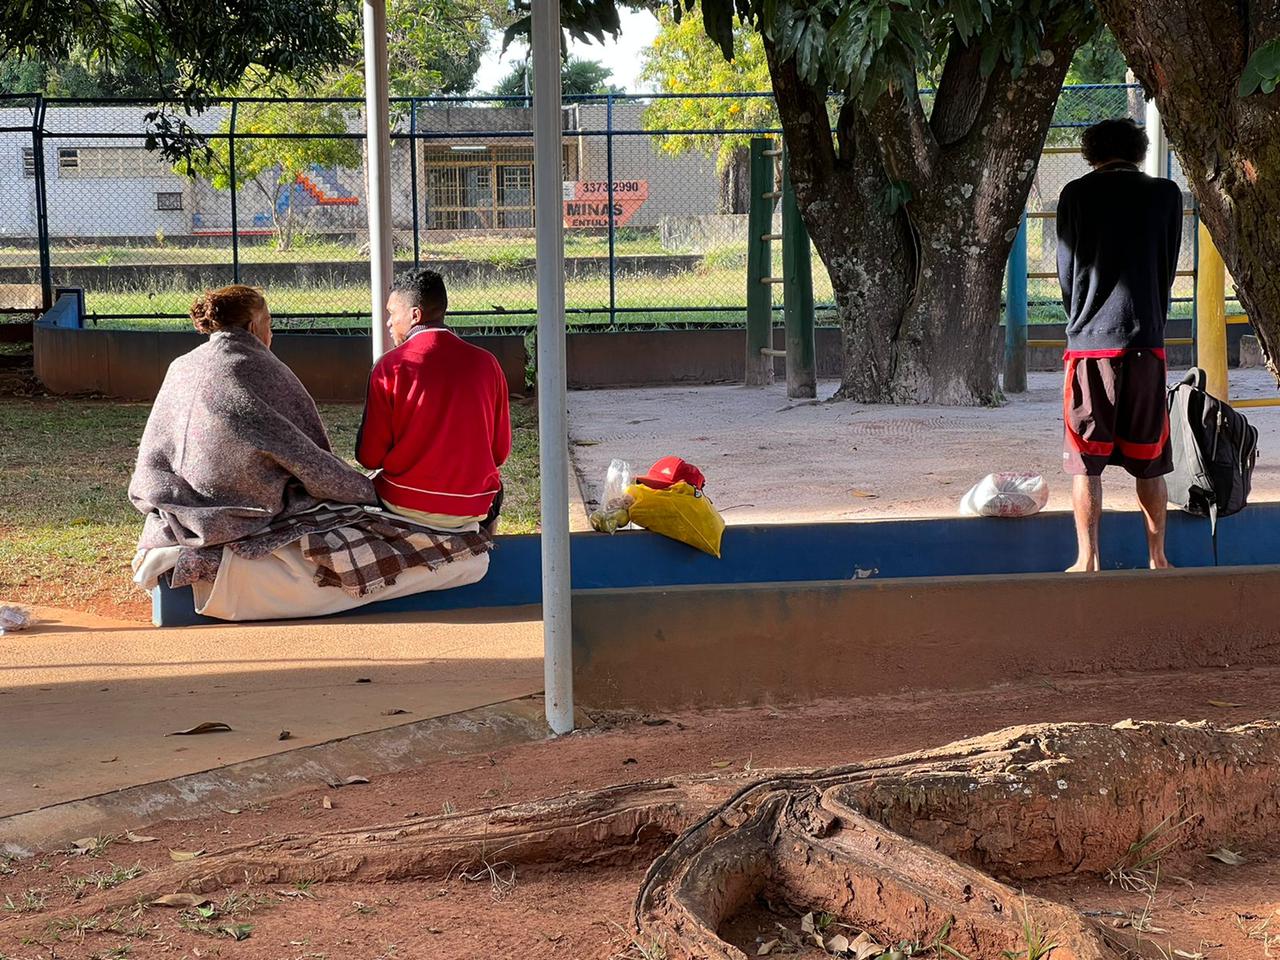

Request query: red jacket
[{"left": 356, "top": 327, "right": 511, "bottom": 518}]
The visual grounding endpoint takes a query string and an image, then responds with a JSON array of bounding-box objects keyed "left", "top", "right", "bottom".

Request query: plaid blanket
[{"left": 169, "top": 504, "right": 492, "bottom": 597}]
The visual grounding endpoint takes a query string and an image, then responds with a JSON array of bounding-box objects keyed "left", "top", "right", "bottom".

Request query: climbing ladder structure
[{"left": 745, "top": 137, "right": 817, "bottom": 399}]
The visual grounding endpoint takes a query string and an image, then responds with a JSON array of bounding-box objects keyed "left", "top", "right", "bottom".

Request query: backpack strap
[{"left": 1209, "top": 501, "right": 1220, "bottom": 567}]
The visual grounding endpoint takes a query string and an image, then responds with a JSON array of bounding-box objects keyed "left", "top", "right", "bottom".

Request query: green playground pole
[
  {"left": 745, "top": 137, "right": 777, "bottom": 386},
  {"left": 1003, "top": 212, "right": 1028, "bottom": 394},
  {"left": 781, "top": 151, "right": 816, "bottom": 398}
]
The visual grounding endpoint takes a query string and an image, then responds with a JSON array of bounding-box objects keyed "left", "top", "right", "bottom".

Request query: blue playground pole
[{"left": 1004, "top": 212, "right": 1028, "bottom": 393}]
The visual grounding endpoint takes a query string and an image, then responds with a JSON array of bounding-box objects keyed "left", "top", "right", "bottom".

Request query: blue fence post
[
  {"left": 228, "top": 100, "right": 240, "bottom": 284},
  {"left": 605, "top": 93, "right": 616, "bottom": 328},
  {"left": 31, "top": 95, "right": 52, "bottom": 311},
  {"left": 1004, "top": 211, "right": 1028, "bottom": 393},
  {"left": 409, "top": 98, "right": 420, "bottom": 269}
]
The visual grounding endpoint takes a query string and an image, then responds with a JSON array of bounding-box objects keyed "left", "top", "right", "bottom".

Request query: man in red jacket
[{"left": 357, "top": 270, "right": 511, "bottom": 533}]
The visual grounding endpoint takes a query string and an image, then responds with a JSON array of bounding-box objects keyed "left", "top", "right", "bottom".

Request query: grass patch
[
  {"left": 2, "top": 230, "right": 670, "bottom": 270},
  {"left": 0, "top": 397, "right": 539, "bottom": 619}
]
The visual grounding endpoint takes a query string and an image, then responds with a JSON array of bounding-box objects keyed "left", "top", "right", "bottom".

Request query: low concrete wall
[
  {"left": 571, "top": 566, "right": 1280, "bottom": 711},
  {"left": 566, "top": 326, "right": 843, "bottom": 388},
  {"left": 34, "top": 324, "right": 528, "bottom": 402},
  {"left": 4, "top": 254, "right": 703, "bottom": 293}
]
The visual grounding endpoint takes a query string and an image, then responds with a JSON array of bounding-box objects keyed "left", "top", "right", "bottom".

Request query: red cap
[{"left": 636, "top": 456, "right": 705, "bottom": 491}]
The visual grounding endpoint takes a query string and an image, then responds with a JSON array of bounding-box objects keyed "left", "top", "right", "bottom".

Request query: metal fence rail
[{"left": 0, "top": 85, "right": 1199, "bottom": 334}]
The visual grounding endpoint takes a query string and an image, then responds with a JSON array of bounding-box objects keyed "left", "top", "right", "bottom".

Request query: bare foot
[
  {"left": 1065, "top": 559, "right": 1100, "bottom": 573},
  {"left": 1150, "top": 557, "right": 1173, "bottom": 570}
]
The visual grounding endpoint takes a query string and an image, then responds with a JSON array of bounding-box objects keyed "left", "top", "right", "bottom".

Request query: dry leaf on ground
[
  {"left": 169, "top": 849, "right": 205, "bottom": 862},
  {"left": 151, "top": 893, "right": 210, "bottom": 908},
  {"left": 166, "top": 721, "right": 231, "bottom": 736},
  {"left": 1208, "top": 847, "right": 1246, "bottom": 865}
]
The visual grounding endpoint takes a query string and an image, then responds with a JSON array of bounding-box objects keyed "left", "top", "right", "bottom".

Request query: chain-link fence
[
  {"left": 0, "top": 85, "right": 1197, "bottom": 335},
  {"left": 0, "top": 94, "right": 46, "bottom": 331}
]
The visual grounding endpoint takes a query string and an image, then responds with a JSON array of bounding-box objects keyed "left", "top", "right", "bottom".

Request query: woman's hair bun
[{"left": 190, "top": 285, "right": 266, "bottom": 334}]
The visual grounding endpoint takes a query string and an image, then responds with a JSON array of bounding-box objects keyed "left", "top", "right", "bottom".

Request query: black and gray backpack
[{"left": 1166, "top": 368, "right": 1259, "bottom": 561}]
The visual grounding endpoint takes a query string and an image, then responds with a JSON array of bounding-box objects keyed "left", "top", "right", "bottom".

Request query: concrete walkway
[
  {"left": 568, "top": 369, "right": 1280, "bottom": 524},
  {"left": 0, "top": 606, "right": 543, "bottom": 821}
]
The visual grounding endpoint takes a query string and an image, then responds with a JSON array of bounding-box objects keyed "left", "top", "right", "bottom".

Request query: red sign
[{"left": 563, "top": 180, "right": 649, "bottom": 228}]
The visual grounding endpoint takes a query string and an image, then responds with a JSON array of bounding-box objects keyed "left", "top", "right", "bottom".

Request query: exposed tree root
[
  {"left": 637, "top": 721, "right": 1280, "bottom": 958},
  {"left": 11, "top": 721, "right": 1280, "bottom": 959}
]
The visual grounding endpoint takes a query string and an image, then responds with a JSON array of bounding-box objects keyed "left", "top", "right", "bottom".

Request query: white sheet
[{"left": 135, "top": 535, "right": 490, "bottom": 623}]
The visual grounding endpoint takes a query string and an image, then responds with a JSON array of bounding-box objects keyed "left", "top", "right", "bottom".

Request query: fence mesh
[
  {"left": 0, "top": 85, "right": 1203, "bottom": 334},
  {"left": 0, "top": 95, "right": 43, "bottom": 324}
]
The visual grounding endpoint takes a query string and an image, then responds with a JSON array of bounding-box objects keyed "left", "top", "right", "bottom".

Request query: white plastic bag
[
  {"left": 959, "top": 472, "right": 1049, "bottom": 518},
  {"left": 590, "top": 459, "right": 635, "bottom": 534},
  {"left": 602, "top": 458, "right": 633, "bottom": 508},
  {"left": 0, "top": 605, "right": 32, "bottom": 634}
]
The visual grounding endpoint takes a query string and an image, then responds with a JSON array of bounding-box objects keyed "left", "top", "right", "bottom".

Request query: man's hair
[
  {"left": 390, "top": 269, "right": 448, "bottom": 318},
  {"left": 1081, "top": 119, "right": 1149, "bottom": 167}
]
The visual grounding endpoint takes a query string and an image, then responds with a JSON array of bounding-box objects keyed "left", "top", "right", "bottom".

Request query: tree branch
[
  {"left": 929, "top": 36, "right": 988, "bottom": 147},
  {"left": 763, "top": 39, "right": 838, "bottom": 185},
  {"left": 864, "top": 76, "right": 938, "bottom": 191}
]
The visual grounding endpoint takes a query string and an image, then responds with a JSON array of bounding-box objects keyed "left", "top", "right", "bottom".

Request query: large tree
[
  {"left": 491, "top": 54, "right": 622, "bottom": 96},
  {"left": 751, "top": 1, "right": 1095, "bottom": 403},
  {"left": 1097, "top": 3, "right": 1280, "bottom": 380}
]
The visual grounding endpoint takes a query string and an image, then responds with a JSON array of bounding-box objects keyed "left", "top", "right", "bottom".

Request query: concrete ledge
[
  {"left": 0, "top": 696, "right": 558, "bottom": 856},
  {"left": 151, "top": 505, "right": 1280, "bottom": 626},
  {"left": 571, "top": 566, "right": 1280, "bottom": 711},
  {"left": 34, "top": 322, "right": 528, "bottom": 401}
]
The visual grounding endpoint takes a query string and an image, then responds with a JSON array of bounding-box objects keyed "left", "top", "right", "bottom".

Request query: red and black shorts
[{"left": 1063, "top": 349, "right": 1172, "bottom": 479}]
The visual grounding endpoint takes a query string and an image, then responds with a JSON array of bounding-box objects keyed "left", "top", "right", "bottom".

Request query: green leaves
[
  {"left": 1239, "top": 38, "right": 1280, "bottom": 97},
  {"left": 663, "top": 0, "right": 1095, "bottom": 109}
]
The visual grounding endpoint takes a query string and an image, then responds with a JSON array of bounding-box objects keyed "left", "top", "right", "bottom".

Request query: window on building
[
  {"left": 21, "top": 148, "right": 35, "bottom": 178},
  {"left": 156, "top": 191, "right": 184, "bottom": 211},
  {"left": 58, "top": 147, "right": 169, "bottom": 179}
]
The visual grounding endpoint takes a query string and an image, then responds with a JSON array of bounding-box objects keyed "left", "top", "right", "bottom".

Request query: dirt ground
[
  {"left": 2, "top": 665, "right": 1277, "bottom": 959},
  {"left": 568, "top": 370, "right": 1280, "bottom": 523}
]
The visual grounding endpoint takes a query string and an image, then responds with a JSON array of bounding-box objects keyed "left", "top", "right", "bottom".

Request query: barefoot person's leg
[
  {"left": 1063, "top": 356, "right": 1115, "bottom": 572},
  {"left": 1136, "top": 476, "right": 1170, "bottom": 568},
  {"left": 1069, "top": 474, "right": 1103, "bottom": 572}
]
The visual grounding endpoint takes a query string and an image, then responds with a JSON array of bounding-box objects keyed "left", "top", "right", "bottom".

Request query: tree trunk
[
  {"left": 718, "top": 145, "right": 751, "bottom": 215},
  {"left": 1099, "top": 1, "right": 1280, "bottom": 380},
  {"left": 20, "top": 721, "right": 1280, "bottom": 960},
  {"left": 766, "top": 35, "right": 1079, "bottom": 404}
]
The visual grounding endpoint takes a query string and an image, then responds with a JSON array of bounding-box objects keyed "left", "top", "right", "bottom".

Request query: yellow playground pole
[{"left": 1195, "top": 221, "right": 1229, "bottom": 401}]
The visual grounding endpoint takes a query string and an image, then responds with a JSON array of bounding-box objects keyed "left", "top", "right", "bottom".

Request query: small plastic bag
[
  {"left": 626, "top": 481, "right": 725, "bottom": 557},
  {"left": 590, "top": 459, "right": 635, "bottom": 534},
  {"left": 959, "top": 472, "right": 1049, "bottom": 518},
  {"left": 0, "top": 605, "right": 32, "bottom": 635},
  {"left": 602, "top": 459, "right": 633, "bottom": 507}
]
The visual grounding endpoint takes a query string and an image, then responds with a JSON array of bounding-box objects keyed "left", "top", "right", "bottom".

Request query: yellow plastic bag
[{"left": 625, "top": 481, "right": 725, "bottom": 558}]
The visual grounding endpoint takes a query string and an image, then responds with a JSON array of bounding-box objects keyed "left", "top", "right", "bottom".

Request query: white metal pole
[
  {"left": 1144, "top": 96, "right": 1167, "bottom": 179},
  {"left": 532, "top": 0, "right": 574, "bottom": 735},
  {"left": 362, "top": 0, "right": 393, "bottom": 359}
]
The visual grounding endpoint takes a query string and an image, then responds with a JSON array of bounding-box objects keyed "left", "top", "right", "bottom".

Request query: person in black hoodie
[{"left": 1056, "top": 118, "right": 1184, "bottom": 572}]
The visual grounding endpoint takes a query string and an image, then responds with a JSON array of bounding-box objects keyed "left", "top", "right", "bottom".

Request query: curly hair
[
  {"left": 190, "top": 285, "right": 267, "bottom": 335},
  {"left": 1081, "top": 119, "right": 1149, "bottom": 167},
  {"left": 390, "top": 269, "right": 448, "bottom": 318}
]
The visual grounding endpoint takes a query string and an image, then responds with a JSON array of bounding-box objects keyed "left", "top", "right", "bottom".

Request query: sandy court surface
[{"left": 567, "top": 369, "right": 1280, "bottom": 524}]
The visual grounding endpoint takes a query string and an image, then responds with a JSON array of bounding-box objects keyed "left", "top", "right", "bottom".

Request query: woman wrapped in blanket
[{"left": 128, "top": 285, "right": 491, "bottom": 622}]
